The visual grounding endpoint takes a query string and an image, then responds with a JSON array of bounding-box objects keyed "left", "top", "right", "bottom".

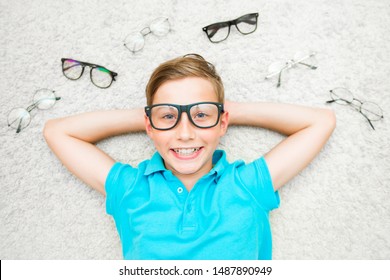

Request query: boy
[{"left": 44, "top": 54, "right": 336, "bottom": 259}]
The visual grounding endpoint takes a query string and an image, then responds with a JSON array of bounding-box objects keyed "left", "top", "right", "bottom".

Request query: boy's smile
[{"left": 145, "top": 77, "right": 228, "bottom": 190}]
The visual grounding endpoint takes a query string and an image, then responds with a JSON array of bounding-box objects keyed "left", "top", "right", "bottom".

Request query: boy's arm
[
  {"left": 43, "top": 109, "right": 145, "bottom": 195},
  {"left": 225, "top": 101, "right": 336, "bottom": 191}
]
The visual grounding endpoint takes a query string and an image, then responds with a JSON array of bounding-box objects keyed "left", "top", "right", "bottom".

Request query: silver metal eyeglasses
[
  {"left": 326, "top": 87, "right": 383, "bottom": 130},
  {"left": 7, "top": 88, "right": 61, "bottom": 133},
  {"left": 124, "top": 17, "right": 171, "bottom": 53},
  {"left": 265, "top": 52, "right": 318, "bottom": 87}
]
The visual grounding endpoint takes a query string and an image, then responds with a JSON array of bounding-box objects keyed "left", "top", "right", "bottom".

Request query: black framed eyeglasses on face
[
  {"left": 145, "top": 102, "right": 224, "bottom": 130},
  {"left": 61, "top": 58, "right": 118, "bottom": 89},
  {"left": 326, "top": 87, "right": 384, "bottom": 130},
  {"left": 202, "top": 13, "right": 259, "bottom": 43}
]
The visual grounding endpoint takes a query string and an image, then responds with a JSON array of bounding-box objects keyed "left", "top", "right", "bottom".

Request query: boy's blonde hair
[{"left": 145, "top": 54, "right": 224, "bottom": 106}]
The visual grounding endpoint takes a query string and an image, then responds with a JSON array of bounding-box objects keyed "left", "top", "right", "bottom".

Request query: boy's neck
[{"left": 174, "top": 172, "right": 204, "bottom": 192}]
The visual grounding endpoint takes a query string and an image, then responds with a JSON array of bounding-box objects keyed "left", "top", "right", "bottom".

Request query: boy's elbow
[
  {"left": 43, "top": 118, "right": 61, "bottom": 143},
  {"left": 321, "top": 108, "right": 337, "bottom": 133}
]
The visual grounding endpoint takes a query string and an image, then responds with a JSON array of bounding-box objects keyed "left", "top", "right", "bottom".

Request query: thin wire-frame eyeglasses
[
  {"left": 124, "top": 17, "right": 171, "bottom": 53},
  {"left": 61, "top": 58, "right": 118, "bottom": 89},
  {"left": 202, "top": 13, "right": 259, "bottom": 43},
  {"left": 265, "top": 52, "right": 318, "bottom": 87},
  {"left": 326, "top": 87, "right": 384, "bottom": 130},
  {"left": 7, "top": 88, "right": 61, "bottom": 133},
  {"left": 145, "top": 102, "right": 224, "bottom": 131}
]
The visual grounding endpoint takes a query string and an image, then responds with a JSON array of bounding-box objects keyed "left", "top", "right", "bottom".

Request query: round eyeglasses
[
  {"left": 326, "top": 87, "right": 383, "bottom": 130},
  {"left": 145, "top": 102, "right": 224, "bottom": 130},
  {"left": 7, "top": 88, "right": 61, "bottom": 133},
  {"left": 124, "top": 17, "right": 171, "bottom": 53}
]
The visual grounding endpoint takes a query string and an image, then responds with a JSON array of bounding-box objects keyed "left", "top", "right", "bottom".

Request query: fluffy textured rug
[{"left": 0, "top": 0, "right": 389, "bottom": 259}]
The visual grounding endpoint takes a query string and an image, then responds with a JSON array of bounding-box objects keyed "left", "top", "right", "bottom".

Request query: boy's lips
[{"left": 170, "top": 147, "right": 203, "bottom": 159}]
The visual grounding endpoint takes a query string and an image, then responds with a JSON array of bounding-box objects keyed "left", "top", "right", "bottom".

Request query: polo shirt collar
[
  {"left": 144, "top": 150, "right": 228, "bottom": 178},
  {"left": 144, "top": 152, "right": 167, "bottom": 176}
]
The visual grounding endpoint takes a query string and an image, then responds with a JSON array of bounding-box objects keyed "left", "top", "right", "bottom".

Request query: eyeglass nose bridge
[
  {"left": 175, "top": 104, "right": 194, "bottom": 125},
  {"left": 141, "top": 27, "right": 151, "bottom": 36}
]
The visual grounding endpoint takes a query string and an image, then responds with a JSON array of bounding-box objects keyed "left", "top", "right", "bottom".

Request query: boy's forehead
[{"left": 153, "top": 77, "right": 218, "bottom": 105}]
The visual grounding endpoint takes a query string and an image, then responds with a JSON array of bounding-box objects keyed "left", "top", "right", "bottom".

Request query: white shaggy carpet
[{"left": 0, "top": 0, "right": 389, "bottom": 259}]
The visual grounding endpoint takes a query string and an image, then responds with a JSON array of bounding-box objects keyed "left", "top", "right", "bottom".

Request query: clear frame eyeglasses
[
  {"left": 265, "top": 52, "right": 318, "bottom": 87},
  {"left": 326, "top": 87, "right": 384, "bottom": 130},
  {"left": 145, "top": 102, "right": 224, "bottom": 131},
  {"left": 202, "top": 13, "right": 259, "bottom": 43},
  {"left": 61, "top": 58, "right": 118, "bottom": 89},
  {"left": 7, "top": 88, "right": 61, "bottom": 133},
  {"left": 124, "top": 17, "right": 171, "bottom": 53}
]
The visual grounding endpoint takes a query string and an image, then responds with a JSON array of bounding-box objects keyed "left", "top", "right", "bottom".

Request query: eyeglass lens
[
  {"left": 330, "top": 88, "right": 383, "bottom": 121},
  {"left": 7, "top": 89, "right": 59, "bottom": 133},
  {"left": 149, "top": 103, "right": 221, "bottom": 130},
  {"left": 62, "top": 59, "right": 114, "bottom": 88},
  {"left": 204, "top": 13, "right": 258, "bottom": 43},
  {"left": 124, "top": 17, "right": 170, "bottom": 52}
]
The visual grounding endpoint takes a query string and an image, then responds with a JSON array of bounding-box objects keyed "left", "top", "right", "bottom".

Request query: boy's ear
[
  {"left": 219, "top": 111, "right": 229, "bottom": 136},
  {"left": 144, "top": 114, "right": 154, "bottom": 137}
]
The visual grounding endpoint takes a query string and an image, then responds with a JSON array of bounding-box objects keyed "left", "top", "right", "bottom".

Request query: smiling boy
[{"left": 44, "top": 54, "right": 336, "bottom": 259}]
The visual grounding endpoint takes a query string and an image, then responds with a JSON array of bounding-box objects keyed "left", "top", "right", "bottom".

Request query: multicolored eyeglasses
[{"left": 61, "top": 58, "right": 118, "bottom": 89}]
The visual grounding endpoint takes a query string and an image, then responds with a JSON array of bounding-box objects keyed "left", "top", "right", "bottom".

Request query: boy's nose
[{"left": 175, "top": 113, "right": 195, "bottom": 140}]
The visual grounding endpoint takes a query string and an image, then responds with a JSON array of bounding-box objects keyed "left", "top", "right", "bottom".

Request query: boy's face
[{"left": 145, "top": 77, "right": 228, "bottom": 183}]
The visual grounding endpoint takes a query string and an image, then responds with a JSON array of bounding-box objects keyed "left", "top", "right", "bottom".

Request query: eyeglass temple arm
[
  {"left": 26, "top": 97, "right": 61, "bottom": 112},
  {"left": 366, "top": 118, "right": 376, "bottom": 130},
  {"left": 277, "top": 68, "right": 285, "bottom": 87},
  {"left": 16, "top": 119, "right": 23, "bottom": 133},
  {"left": 274, "top": 64, "right": 289, "bottom": 87},
  {"left": 62, "top": 64, "right": 81, "bottom": 71},
  {"left": 298, "top": 61, "right": 317, "bottom": 69},
  {"left": 293, "top": 53, "right": 317, "bottom": 69}
]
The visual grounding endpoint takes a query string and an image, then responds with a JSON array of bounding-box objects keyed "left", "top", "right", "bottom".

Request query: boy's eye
[
  {"left": 162, "top": 114, "right": 176, "bottom": 120},
  {"left": 194, "top": 112, "right": 208, "bottom": 119}
]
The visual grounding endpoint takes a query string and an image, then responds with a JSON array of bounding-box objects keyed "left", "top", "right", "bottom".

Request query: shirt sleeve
[
  {"left": 237, "top": 157, "right": 280, "bottom": 211},
  {"left": 105, "top": 162, "right": 137, "bottom": 216}
]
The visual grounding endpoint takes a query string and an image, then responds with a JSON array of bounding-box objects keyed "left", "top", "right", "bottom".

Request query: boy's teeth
[{"left": 174, "top": 148, "right": 200, "bottom": 156}]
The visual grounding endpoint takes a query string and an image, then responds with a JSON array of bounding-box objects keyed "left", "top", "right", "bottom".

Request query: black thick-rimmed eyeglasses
[
  {"left": 202, "top": 13, "right": 259, "bottom": 43},
  {"left": 61, "top": 58, "right": 118, "bottom": 89},
  {"left": 145, "top": 102, "right": 224, "bottom": 130},
  {"left": 326, "top": 87, "right": 384, "bottom": 130}
]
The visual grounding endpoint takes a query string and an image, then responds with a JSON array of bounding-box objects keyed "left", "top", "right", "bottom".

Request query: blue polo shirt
[{"left": 105, "top": 150, "right": 280, "bottom": 260}]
